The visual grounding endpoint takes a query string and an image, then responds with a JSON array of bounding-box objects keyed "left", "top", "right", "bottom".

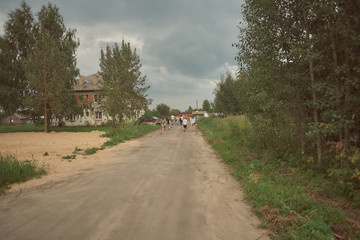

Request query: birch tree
[{"left": 24, "top": 3, "right": 79, "bottom": 132}]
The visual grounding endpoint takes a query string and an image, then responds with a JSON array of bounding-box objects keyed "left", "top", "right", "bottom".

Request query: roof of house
[
  {"left": 74, "top": 73, "right": 103, "bottom": 92},
  {"left": 3, "top": 113, "right": 31, "bottom": 120}
]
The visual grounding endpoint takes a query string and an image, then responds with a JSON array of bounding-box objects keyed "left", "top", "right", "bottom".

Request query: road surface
[{"left": 0, "top": 124, "right": 269, "bottom": 240}]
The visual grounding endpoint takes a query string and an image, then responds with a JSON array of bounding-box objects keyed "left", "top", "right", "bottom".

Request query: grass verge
[
  {"left": 0, "top": 152, "right": 46, "bottom": 193},
  {"left": 197, "top": 117, "right": 360, "bottom": 240},
  {"left": 0, "top": 125, "right": 111, "bottom": 133},
  {"left": 82, "top": 123, "right": 160, "bottom": 155},
  {"left": 101, "top": 123, "right": 159, "bottom": 147}
]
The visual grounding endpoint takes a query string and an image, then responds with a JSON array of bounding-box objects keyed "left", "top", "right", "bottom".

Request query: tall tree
[
  {"left": 24, "top": 3, "right": 79, "bottom": 132},
  {"left": 1, "top": 1, "right": 34, "bottom": 113},
  {"left": 156, "top": 103, "right": 170, "bottom": 117},
  {"left": 234, "top": 0, "right": 360, "bottom": 170},
  {"left": 186, "top": 106, "right": 194, "bottom": 113},
  {"left": 202, "top": 99, "right": 211, "bottom": 112},
  {"left": 213, "top": 71, "right": 241, "bottom": 115},
  {"left": 99, "top": 40, "right": 151, "bottom": 126}
]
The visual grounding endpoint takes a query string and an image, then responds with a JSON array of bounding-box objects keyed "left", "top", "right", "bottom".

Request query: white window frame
[{"left": 95, "top": 111, "right": 102, "bottom": 120}]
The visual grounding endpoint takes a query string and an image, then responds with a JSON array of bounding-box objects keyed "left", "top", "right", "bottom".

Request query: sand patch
[{"left": 0, "top": 131, "right": 113, "bottom": 192}]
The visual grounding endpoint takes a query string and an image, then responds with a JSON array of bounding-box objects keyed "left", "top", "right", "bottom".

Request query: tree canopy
[
  {"left": 99, "top": 40, "right": 151, "bottom": 126},
  {"left": 0, "top": 2, "right": 34, "bottom": 114},
  {"left": 24, "top": 3, "right": 79, "bottom": 132},
  {"left": 1, "top": 2, "right": 80, "bottom": 132},
  {"left": 229, "top": 0, "right": 360, "bottom": 174},
  {"left": 156, "top": 103, "right": 170, "bottom": 117}
]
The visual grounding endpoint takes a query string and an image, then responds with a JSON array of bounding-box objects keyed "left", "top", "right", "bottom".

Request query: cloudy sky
[{"left": 0, "top": 0, "right": 243, "bottom": 111}]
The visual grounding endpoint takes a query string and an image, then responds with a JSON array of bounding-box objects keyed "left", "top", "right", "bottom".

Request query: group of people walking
[{"left": 161, "top": 115, "right": 197, "bottom": 133}]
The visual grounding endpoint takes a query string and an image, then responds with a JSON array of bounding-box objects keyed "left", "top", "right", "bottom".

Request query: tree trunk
[
  {"left": 331, "top": 33, "right": 345, "bottom": 165},
  {"left": 343, "top": 42, "right": 351, "bottom": 156},
  {"left": 295, "top": 93, "right": 303, "bottom": 152},
  {"left": 344, "top": 83, "right": 351, "bottom": 155},
  {"left": 44, "top": 72, "right": 49, "bottom": 133},
  {"left": 304, "top": 8, "right": 323, "bottom": 167}
]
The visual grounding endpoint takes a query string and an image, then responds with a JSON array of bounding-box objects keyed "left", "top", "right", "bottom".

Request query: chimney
[{"left": 79, "top": 75, "right": 85, "bottom": 85}]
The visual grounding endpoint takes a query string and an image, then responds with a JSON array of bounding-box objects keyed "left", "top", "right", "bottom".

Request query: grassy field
[{"left": 197, "top": 117, "right": 360, "bottom": 240}]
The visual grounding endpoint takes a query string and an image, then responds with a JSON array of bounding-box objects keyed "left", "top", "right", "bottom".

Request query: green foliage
[
  {"left": 84, "top": 147, "right": 100, "bottom": 155},
  {"left": 213, "top": 71, "right": 241, "bottom": 115},
  {"left": 2, "top": 2, "right": 80, "bottom": 131},
  {"left": 185, "top": 106, "right": 194, "bottom": 113},
  {"left": 198, "top": 117, "right": 358, "bottom": 239},
  {"left": 156, "top": 103, "right": 170, "bottom": 117},
  {"left": 99, "top": 40, "right": 151, "bottom": 126},
  {"left": 72, "top": 147, "right": 82, "bottom": 154},
  {"left": 230, "top": 0, "right": 360, "bottom": 174},
  {"left": 170, "top": 109, "right": 181, "bottom": 116},
  {"left": 1, "top": 2, "right": 34, "bottom": 114},
  {"left": 61, "top": 155, "right": 76, "bottom": 160},
  {"left": 102, "top": 122, "right": 159, "bottom": 147},
  {"left": 202, "top": 99, "right": 211, "bottom": 112},
  {"left": 0, "top": 152, "right": 46, "bottom": 192},
  {"left": 24, "top": 3, "right": 80, "bottom": 132}
]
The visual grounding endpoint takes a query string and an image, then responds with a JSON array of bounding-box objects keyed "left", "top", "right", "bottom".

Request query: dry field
[{"left": 0, "top": 131, "right": 113, "bottom": 192}]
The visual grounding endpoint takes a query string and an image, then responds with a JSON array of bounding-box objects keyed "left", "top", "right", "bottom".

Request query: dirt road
[{"left": 0, "top": 125, "right": 269, "bottom": 240}]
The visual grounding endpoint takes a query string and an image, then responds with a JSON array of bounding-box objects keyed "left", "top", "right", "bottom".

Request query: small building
[
  {"left": 176, "top": 112, "right": 193, "bottom": 119},
  {"left": 192, "top": 111, "right": 209, "bottom": 118},
  {"left": 58, "top": 73, "right": 144, "bottom": 126},
  {"left": 0, "top": 114, "right": 33, "bottom": 126}
]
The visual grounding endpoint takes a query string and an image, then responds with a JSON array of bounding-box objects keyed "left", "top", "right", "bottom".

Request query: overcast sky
[{"left": 0, "top": 0, "right": 243, "bottom": 111}]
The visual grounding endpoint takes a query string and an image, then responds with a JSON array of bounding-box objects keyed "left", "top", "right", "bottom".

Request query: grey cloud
[{"left": 0, "top": 0, "right": 244, "bottom": 110}]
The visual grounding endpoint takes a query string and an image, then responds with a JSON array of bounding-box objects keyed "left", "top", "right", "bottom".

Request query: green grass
[
  {"left": 198, "top": 117, "right": 359, "bottom": 240},
  {"left": 102, "top": 123, "right": 159, "bottom": 147},
  {"left": 0, "top": 152, "right": 46, "bottom": 193},
  {"left": 0, "top": 124, "right": 111, "bottom": 133}
]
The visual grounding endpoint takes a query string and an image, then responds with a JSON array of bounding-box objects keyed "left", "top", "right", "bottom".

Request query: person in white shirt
[
  {"left": 182, "top": 117, "right": 188, "bottom": 132},
  {"left": 171, "top": 115, "right": 175, "bottom": 126},
  {"left": 191, "top": 116, "right": 196, "bottom": 131}
]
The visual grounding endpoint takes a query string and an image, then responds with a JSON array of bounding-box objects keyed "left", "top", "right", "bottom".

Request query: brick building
[{"left": 61, "top": 73, "right": 144, "bottom": 126}]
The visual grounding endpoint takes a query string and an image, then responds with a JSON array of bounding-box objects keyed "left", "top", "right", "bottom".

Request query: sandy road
[{"left": 0, "top": 125, "right": 269, "bottom": 240}]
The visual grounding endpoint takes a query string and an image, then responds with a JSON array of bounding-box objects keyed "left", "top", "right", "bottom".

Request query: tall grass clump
[
  {"left": 0, "top": 152, "right": 46, "bottom": 192},
  {"left": 197, "top": 116, "right": 357, "bottom": 239}
]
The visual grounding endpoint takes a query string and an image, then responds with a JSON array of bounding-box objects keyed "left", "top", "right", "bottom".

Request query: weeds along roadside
[
  {"left": 0, "top": 123, "right": 160, "bottom": 193},
  {"left": 86, "top": 123, "right": 160, "bottom": 154},
  {"left": 0, "top": 152, "right": 46, "bottom": 193},
  {"left": 197, "top": 116, "right": 360, "bottom": 240}
]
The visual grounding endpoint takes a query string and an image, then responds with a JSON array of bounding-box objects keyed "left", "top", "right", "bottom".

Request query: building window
[
  {"left": 94, "top": 94, "right": 101, "bottom": 103},
  {"left": 94, "top": 95, "right": 97, "bottom": 103},
  {"left": 95, "top": 111, "right": 102, "bottom": 120},
  {"left": 85, "top": 95, "right": 89, "bottom": 99},
  {"left": 86, "top": 111, "right": 89, "bottom": 117}
]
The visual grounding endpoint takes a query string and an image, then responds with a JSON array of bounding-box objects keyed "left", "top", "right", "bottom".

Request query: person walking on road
[
  {"left": 167, "top": 117, "right": 171, "bottom": 129},
  {"left": 171, "top": 115, "right": 175, "bottom": 126},
  {"left": 182, "top": 117, "right": 188, "bottom": 132},
  {"left": 161, "top": 116, "right": 166, "bottom": 134},
  {"left": 191, "top": 116, "right": 196, "bottom": 131}
]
